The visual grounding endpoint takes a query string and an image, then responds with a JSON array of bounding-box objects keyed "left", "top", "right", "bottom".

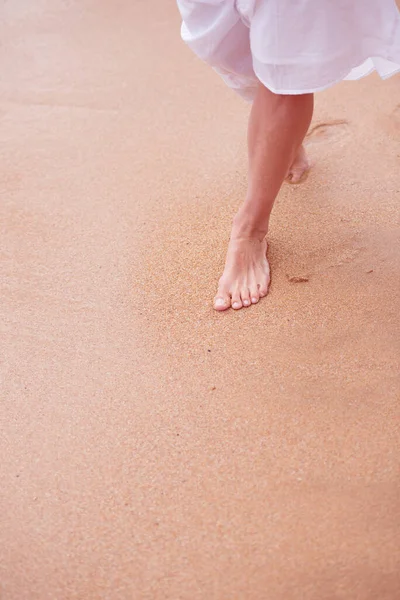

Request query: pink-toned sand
[{"left": 1, "top": 2, "right": 400, "bottom": 599}]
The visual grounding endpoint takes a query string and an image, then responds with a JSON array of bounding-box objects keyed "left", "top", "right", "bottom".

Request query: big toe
[{"left": 213, "top": 292, "right": 231, "bottom": 311}]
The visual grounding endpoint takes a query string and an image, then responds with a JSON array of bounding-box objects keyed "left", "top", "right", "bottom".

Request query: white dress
[{"left": 177, "top": 0, "right": 400, "bottom": 100}]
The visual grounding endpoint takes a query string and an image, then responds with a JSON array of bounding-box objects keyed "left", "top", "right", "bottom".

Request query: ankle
[{"left": 231, "top": 209, "right": 269, "bottom": 242}]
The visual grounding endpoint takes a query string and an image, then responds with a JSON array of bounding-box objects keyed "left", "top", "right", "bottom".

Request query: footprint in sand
[
  {"left": 305, "top": 119, "right": 350, "bottom": 145},
  {"left": 311, "top": 236, "right": 366, "bottom": 273}
]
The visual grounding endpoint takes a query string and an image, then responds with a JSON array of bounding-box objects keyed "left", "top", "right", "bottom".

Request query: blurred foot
[{"left": 286, "top": 144, "right": 310, "bottom": 184}]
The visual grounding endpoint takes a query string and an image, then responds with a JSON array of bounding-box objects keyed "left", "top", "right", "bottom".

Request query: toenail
[
  {"left": 251, "top": 297, "right": 258, "bottom": 303},
  {"left": 232, "top": 302, "right": 241, "bottom": 309},
  {"left": 215, "top": 298, "right": 226, "bottom": 307},
  {"left": 243, "top": 300, "right": 250, "bottom": 306}
]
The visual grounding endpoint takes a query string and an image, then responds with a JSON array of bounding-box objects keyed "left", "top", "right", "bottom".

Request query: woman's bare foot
[
  {"left": 286, "top": 144, "right": 310, "bottom": 184},
  {"left": 214, "top": 236, "right": 270, "bottom": 311}
]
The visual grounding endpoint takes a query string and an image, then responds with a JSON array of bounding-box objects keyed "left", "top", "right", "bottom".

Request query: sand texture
[{"left": 1, "top": 1, "right": 400, "bottom": 599}]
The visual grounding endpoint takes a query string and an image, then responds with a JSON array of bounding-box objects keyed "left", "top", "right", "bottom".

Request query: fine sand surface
[{"left": 1, "top": 2, "right": 400, "bottom": 599}]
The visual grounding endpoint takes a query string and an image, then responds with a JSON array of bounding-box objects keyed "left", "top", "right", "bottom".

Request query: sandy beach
[{"left": 1, "top": 1, "right": 400, "bottom": 598}]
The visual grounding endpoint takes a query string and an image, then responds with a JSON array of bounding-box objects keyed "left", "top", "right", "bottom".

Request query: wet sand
[{"left": 1, "top": 1, "right": 400, "bottom": 599}]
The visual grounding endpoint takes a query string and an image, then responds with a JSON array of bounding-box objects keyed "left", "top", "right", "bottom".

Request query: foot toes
[
  {"left": 240, "top": 289, "right": 251, "bottom": 307},
  {"left": 249, "top": 285, "right": 260, "bottom": 304},
  {"left": 232, "top": 301, "right": 243, "bottom": 310},
  {"left": 214, "top": 293, "right": 230, "bottom": 311},
  {"left": 287, "top": 167, "right": 309, "bottom": 184},
  {"left": 258, "top": 281, "right": 270, "bottom": 297},
  {"left": 231, "top": 292, "right": 243, "bottom": 310},
  {"left": 289, "top": 170, "right": 302, "bottom": 183}
]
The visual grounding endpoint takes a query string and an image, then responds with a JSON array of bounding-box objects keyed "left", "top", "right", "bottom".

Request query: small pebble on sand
[{"left": 287, "top": 275, "right": 309, "bottom": 283}]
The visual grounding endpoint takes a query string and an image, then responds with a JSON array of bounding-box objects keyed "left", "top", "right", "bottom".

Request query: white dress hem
[{"left": 178, "top": 0, "right": 400, "bottom": 99}]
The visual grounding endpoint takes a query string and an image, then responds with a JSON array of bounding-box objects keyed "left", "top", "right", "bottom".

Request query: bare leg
[{"left": 214, "top": 84, "right": 314, "bottom": 310}]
